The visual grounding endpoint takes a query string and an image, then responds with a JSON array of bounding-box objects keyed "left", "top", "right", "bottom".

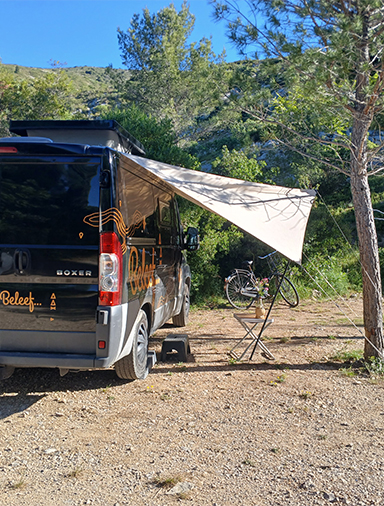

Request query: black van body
[{"left": 0, "top": 120, "right": 195, "bottom": 380}]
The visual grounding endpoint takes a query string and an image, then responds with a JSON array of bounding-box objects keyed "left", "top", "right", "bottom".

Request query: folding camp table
[
  {"left": 228, "top": 263, "right": 291, "bottom": 361},
  {"left": 230, "top": 313, "right": 275, "bottom": 361}
]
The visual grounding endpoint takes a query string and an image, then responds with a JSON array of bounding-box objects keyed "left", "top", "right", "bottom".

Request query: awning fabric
[{"left": 126, "top": 155, "right": 316, "bottom": 264}]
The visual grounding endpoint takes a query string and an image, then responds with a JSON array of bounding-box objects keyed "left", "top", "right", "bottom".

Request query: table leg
[{"left": 230, "top": 318, "right": 275, "bottom": 361}]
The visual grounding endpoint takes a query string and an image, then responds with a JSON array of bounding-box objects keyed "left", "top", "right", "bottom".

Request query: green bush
[{"left": 295, "top": 250, "right": 361, "bottom": 299}]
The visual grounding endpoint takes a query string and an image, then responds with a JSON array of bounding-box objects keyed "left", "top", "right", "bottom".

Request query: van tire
[
  {"left": 172, "top": 283, "right": 190, "bottom": 327},
  {"left": 115, "top": 309, "right": 149, "bottom": 380}
]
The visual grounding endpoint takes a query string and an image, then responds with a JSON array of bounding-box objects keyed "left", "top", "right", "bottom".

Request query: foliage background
[{"left": 2, "top": 0, "right": 383, "bottom": 305}]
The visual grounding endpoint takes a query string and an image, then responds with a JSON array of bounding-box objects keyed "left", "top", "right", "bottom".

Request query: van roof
[
  {"left": 0, "top": 137, "right": 107, "bottom": 156},
  {"left": 9, "top": 119, "right": 146, "bottom": 156}
]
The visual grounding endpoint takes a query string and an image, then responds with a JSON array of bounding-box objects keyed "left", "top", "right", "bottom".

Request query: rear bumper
[
  {"left": 0, "top": 351, "right": 112, "bottom": 369},
  {"left": 0, "top": 304, "right": 127, "bottom": 370}
]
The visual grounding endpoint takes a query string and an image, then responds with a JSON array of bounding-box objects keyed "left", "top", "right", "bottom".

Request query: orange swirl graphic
[{"left": 83, "top": 208, "right": 128, "bottom": 254}]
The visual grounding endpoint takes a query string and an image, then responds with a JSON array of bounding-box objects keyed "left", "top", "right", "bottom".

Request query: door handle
[{"left": 13, "top": 249, "right": 31, "bottom": 275}]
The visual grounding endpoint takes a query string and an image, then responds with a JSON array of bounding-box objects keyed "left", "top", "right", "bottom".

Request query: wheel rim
[
  {"left": 226, "top": 273, "right": 253, "bottom": 309},
  {"left": 137, "top": 318, "right": 148, "bottom": 366}
]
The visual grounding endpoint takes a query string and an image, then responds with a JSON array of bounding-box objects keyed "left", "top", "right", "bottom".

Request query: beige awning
[{"left": 126, "top": 155, "right": 316, "bottom": 264}]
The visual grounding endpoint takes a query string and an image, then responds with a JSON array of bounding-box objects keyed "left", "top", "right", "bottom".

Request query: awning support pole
[{"left": 249, "top": 262, "right": 290, "bottom": 360}]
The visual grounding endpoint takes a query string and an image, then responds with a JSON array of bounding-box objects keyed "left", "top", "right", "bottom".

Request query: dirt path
[{"left": 1, "top": 297, "right": 384, "bottom": 505}]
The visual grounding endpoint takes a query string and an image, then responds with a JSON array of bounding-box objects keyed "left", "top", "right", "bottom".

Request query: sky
[{"left": 0, "top": 0, "right": 243, "bottom": 69}]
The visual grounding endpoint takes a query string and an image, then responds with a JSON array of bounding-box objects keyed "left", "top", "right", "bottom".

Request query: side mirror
[{"left": 185, "top": 227, "right": 200, "bottom": 252}]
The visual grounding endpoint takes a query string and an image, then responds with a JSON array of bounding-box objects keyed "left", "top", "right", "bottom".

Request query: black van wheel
[
  {"left": 115, "top": 309, "right": 149, "bottom": 380},
  {"left": 172, "top": 283, "right": 190, "bottom": 327}
]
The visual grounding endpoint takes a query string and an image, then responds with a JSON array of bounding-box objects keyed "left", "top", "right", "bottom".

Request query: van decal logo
[
  {"left": 157, "top": 295, "right": 166, "bottom": 309},
  {"left": 0, "top": 290, "right": 41, "bottom": 313},
  {"left": 129, "top": 246, "right": 156, "bottom": 295},
  {"left": 83, "top": 208, "right": 129, "bottom": 254}
]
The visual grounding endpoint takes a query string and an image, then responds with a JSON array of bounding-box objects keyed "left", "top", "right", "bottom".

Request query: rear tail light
[
  {"left": 0, "top": 147, "right": 17, "bottom": 153},
  {"left": 99, "top": 232, "right": 122, "bottom": 306}
]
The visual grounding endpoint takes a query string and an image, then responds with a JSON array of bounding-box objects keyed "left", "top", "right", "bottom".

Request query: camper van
[{"left": 0, "top": 120, "right": 198, "bottom": 381}]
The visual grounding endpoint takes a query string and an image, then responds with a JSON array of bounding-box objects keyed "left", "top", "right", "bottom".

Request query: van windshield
[{"left": 0, "top": 160, "right": 100, "bottom": 246}]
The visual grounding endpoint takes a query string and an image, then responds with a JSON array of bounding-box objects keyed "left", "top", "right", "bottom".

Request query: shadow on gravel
[
  {"left": 0, "top": 393, "right": 46, "bottom": 419},
  {"left": 0, "top": 367, "right": 133, "bottom": 418},
  {"left": 152, "top": 360, "right": 343, "bottom": 375}
]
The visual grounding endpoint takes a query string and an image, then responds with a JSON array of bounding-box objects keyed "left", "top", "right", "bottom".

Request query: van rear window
[{"left": 0, "top": 161, "right": 100, "bottom": 246}]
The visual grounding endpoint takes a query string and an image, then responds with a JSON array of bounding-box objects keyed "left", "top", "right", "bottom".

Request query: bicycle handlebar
[{"left": 257, "top": 251, "right": 277, "bottom": 260}]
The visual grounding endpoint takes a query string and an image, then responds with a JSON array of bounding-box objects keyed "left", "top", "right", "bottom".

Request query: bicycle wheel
[
  {"left": 275, "top": 275, "right": 299, "bottom": 307},
  {"left": 225, "top": 271, "right": 254, "bottom": 310}
]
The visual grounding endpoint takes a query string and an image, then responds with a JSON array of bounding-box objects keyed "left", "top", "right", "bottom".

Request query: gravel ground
[{"left": 1, "top": 297, "right": 384, "bottom": 506}]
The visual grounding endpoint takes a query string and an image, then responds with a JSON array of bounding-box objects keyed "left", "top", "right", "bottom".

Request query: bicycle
[{"left": 224, "top": 251, "right": 299, "bottom": 310}]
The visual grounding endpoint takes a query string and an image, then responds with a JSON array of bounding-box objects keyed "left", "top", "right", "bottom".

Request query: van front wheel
[{"left": 115, "top": 309, "right": 149, "bottom": 380}]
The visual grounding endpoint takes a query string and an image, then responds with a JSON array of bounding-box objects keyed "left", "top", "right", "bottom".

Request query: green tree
[
  {"left": 0, "top": 65, "right": 14, "bottom": 135},
  {"left": 116, "top": 1, "right": 228, "bottom": 143},
  {"left": 213, "top": 0, "right": 384, "bottom": 359},
  {"left": 180, "top": 203, "right": 243, "bottom": 300},
  {"left": 212, "top": 146, "right": 266, "bottom": 182},
  {"left": 0, "top": 65, "right": 73, "bottom": 135},
  {"left": 100, "top": 104, "right": 199, "bottom": 168}
]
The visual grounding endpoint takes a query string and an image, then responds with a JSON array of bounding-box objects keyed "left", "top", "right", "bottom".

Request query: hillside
[{"left": 1, "top": 63, "right": 129, "bottom": 117}]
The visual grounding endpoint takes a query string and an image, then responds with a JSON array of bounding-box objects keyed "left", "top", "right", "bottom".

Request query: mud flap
[
  {"left": 0, "top": 365, "right": 15, "bottom": 380},
  {"left": 147, "top": 350, "right": 157, "bottom": 372}
]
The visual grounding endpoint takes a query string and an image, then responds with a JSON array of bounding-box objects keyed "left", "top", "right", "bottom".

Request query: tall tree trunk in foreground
[
  {"left": 350, "top": 112, "right": 384, "bottom": 358},
  {"left": 350, "top": 18, "right": 384, "bottom": 359}
]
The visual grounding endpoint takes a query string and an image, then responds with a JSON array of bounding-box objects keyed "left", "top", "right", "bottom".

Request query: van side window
[
  {"left": 159, "top": 201, "right": 172, "bottom": 226},
  {"left": 119, "top": 168, "right": 157, "bottom": 238}
]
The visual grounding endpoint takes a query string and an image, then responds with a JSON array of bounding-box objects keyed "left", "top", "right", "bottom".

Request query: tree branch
[{"left": 273, "top": 137, "right": 351, "bottom": 176}]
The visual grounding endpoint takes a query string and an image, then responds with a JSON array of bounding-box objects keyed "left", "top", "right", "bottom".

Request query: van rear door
[{"left": 0, "top": 154, "right": 100, "bottom": 352}]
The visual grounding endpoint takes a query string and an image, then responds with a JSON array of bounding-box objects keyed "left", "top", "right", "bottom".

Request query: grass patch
[
  {"left": 9, "top": 477, "right": 26, "bottom": 490},
  {"left": 154, "top": 475, "right": 183, "bottom": 489},
  {"left": 66, "top": 466, "right": 84, "bottom": 479},
  {"left": 363, "top": 357, "right": 384, "bottom": 378},
  {"left": 340, "top": 367, "right": 356, "bottom": 378},
  {"left": 243, "top": 459, "right": 257, "bottom": 467},
  {"left": 276, "top": 373, "right": 287, "bottom": 383},
  {"left": 330, "top": 349, "right": 363, "bottom": 363},
  {"left": 330, "top": 354, "right": 384, "bottom": 380}
]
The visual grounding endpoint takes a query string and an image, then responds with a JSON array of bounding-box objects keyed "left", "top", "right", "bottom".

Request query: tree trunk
[
  {"left": 350, "top": 119, "right": 384, "bottom": 359},
  {"left": 349, "top": 9, "right": 384, "bottom": 360}
]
